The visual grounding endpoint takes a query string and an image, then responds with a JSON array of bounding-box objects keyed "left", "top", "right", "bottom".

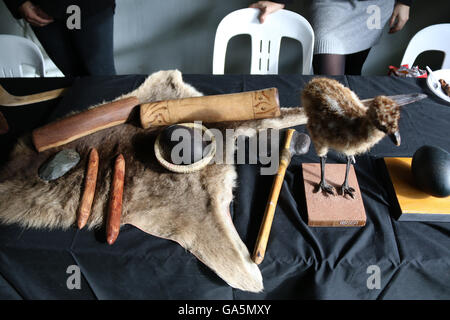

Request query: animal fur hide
[{"left": 0, "top": 70, "right": 307, "bottom": 293}]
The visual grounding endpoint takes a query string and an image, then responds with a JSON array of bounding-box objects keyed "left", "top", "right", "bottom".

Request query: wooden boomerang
[{"left": 0, "top": 84, "right": 67, "bottom": 107}]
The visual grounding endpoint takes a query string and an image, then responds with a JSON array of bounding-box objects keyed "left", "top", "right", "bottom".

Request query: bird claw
[
  {"left": 341, "top": 185, "right": 355, "bottom": 198},
  {"left": 316, "top": 181, "right": 334, "bottom": 195}
]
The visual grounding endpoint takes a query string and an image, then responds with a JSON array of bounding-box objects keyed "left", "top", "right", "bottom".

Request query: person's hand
[
  {"left": 249, "top": 1, "right": 285, "bottom": 23},
  {"left": 18, "top": 1, "right": 54, "bottom": 27},
  {"left": 388, "top": 3, "right": 410, "bottom": 34}
]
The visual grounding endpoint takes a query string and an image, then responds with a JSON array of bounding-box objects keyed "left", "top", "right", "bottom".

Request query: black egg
[
  {"left": 411, "top": 145, "right": 450, "bottom": 197},
  {"left": 159, "top": 125, "right": 208, "bottom": 165}
]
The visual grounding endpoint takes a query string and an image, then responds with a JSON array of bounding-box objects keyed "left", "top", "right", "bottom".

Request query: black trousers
[{"left": 32, "top": 6, "right": 116, "bottom": 76}]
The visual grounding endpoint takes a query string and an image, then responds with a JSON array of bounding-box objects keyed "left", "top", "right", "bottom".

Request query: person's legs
[
  {"left": 344, "top": 49, "right": 371, "bottom": 75},
  {"left": 312, "top": 54, "right": 346, "bottom": 75},
  {"left": 71, "top": 6, "right": 116, "bottom": 76},
  {"left": 32, "top": 21, "right": 86, "bottom": 76},
  {"left": 312, "top": 49, "right": 371, "bottom": 76}
]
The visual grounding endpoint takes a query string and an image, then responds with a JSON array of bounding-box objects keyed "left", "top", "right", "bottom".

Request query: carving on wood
[
  {"left": 141, "top": 101, "right": 171, "bottom": 128},
  {"left": 252, "top": 89, "right": 280, "bottom": 119}
]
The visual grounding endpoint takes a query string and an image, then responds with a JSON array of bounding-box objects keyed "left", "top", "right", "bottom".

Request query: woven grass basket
[{"left": 154, "top": 122, "right": 216, "bottom": 173}]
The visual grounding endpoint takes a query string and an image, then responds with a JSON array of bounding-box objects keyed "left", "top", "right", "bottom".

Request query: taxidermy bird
[{"left": 301, "top": 77, "right": 402, "bottom": 198}]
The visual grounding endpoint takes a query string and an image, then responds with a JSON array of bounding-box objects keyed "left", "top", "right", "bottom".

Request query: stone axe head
[{"left": 281, "top": 129, "right": 311, "bottom": 164}]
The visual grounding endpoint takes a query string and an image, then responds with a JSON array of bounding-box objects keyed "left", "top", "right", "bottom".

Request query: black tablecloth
[{"left": 0, "top": 75, "right": 449, "bottom": 300}]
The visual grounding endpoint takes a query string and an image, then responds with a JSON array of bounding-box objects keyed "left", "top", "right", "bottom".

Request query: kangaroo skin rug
[{"left": 0, "top": 70, "right": 307, "bottom": 293}]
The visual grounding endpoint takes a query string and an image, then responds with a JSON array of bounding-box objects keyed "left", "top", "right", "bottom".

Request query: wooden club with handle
[{"left": 252, "top": 129, "right": 310, "bottom": 265}]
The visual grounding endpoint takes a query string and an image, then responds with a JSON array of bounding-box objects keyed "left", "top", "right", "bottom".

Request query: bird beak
[{"left": 389, "top": 131, "right": 401, "bottom": 146}]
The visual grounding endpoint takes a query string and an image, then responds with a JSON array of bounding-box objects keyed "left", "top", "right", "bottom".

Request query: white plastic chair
[
  {"left": 401, "top": 23, "right": 450, "bottom": 69},
  {"left": 0, "top": 34, "right": 45, "bottom": 77},
  {"left": 213, "top": 8, "right": 314, "bottom": 75}
]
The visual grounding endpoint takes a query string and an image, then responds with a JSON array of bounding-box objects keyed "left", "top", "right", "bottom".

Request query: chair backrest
[
  {"left": 213, "top": 8, "right": 314, "bottom": 75},
  {"left": 400, "top": 23, "right": 450, "bottom": 69},
  {"left": 0, "top": 34, "right": 45, "bottom": 77}
]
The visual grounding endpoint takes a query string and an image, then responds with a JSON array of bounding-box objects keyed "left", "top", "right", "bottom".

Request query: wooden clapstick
[
  {"left": 77, "top": 148, "right": 99, "bottom": 229},
  {"left": 32, "top": 88, "right": 280, "bottom": 152},
  {"left": 140, "top": 88, "right": 280, "bottom": 128},
  {"left": 106, "top": 154, "right": 125, "bottom": 245},
  {"left": 252, "top": 129, "right": 295, "bottom": 265}
]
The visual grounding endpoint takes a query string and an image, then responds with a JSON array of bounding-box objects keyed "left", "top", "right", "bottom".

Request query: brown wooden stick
[
  {"left": 77, "top": 148, "right": 99, "bottom": 229},
  {"left": 106, "top": 154, "right": 125, "bottom": 245},
  {"left": 252, "top": 129, "right": 295, "bottom": 265},
  {"left": 32, "top": 97, "right": 140, "bottom": 152}
]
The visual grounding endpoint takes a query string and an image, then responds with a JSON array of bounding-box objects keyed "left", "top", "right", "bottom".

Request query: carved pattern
[
  {"left": 141, "top": 102, "right": 171, "bottom": 127},
  {"left": 252, "top": 89, "right": 280, "bottom": 118}
]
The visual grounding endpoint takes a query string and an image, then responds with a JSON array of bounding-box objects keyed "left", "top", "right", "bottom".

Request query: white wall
[{"left": 1, "top": 0, "right": 449, "bottom": 76}]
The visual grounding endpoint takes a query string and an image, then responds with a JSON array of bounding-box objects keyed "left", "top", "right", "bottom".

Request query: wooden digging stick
[
  {"left": 106, "top": 154, "right": 125, "bottom": 245},
  {"left": 0, "top": 84, "right": 67, "bottom": 107},
  {"left": 252, "top": 129, "right": 296, "bottom": 265},
  {"left": 77, "top": 148, "right": 99, "bottom": 229}
]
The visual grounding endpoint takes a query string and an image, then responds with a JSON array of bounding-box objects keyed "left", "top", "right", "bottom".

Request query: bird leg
[
  {"left": 317, "top": 156, "right": 334, "bottom": 195},
  {"left": 341, "top": 155, "right": 356, "bottom": 198}
]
